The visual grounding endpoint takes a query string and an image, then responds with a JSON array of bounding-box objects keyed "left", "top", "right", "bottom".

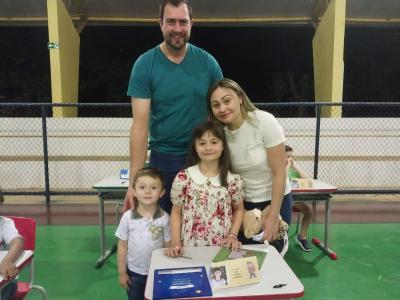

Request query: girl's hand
[
  {"left": 263, "top": 214, "right": 279, "bottom": 242},
  {"left": 222, "top": 234, "right": 241, "bottom": 251},
  {"left": 165, "top": 243, "right": 183, "bottom": 257},
  {"left": 118, "top": 272, "right": 131, "bottom": 289}
]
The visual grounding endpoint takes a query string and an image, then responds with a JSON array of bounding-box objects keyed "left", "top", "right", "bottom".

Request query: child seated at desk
[
  {"left": 285, "top": 145, "right": 313, "bottom": 252},
  {"left": 115, "top": 168, "right": 171, "bottom": 300},
  {"left": 0, "top": 216, "right": 24, "bottom": 300}
]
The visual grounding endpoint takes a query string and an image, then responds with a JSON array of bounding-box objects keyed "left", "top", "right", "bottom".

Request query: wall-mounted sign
[{"left": 47, "top": 42, "right": 60, "bottom": 49}]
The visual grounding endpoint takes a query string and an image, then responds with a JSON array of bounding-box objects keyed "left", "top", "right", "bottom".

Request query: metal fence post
[
  {"left": 41, "top": 105, "right": 51, "bottom": 206},
  {"left": 313, "top": 104, "right": 321, "bottom": 179}
]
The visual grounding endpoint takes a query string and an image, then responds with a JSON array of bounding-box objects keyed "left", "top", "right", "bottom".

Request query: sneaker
[{"left": 296, "top": 235, "right": 312, "bottom": 252}]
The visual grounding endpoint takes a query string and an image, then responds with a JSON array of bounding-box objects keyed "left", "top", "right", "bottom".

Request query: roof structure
[{"left": 1, "top": 0, "right": 400, "bottom": 26}]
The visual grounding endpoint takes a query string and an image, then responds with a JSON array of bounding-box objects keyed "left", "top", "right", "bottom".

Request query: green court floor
[{"left": 21, "top": 223, "right": 400, "bottom": 300}]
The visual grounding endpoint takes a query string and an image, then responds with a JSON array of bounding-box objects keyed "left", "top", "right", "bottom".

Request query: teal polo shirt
[{"left": 127, "top": 43, "right": 223, "bottom": 154}]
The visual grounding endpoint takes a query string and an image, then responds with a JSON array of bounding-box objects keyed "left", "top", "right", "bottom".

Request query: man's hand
[
  {"left": 123, "top": 186, "right": 135, "bottom": 212},
  {"left": 0, "top": 260, "right": 18, "bottom": 280}
]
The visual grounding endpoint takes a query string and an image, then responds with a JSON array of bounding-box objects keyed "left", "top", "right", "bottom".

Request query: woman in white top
[{"left": 207, "top": 78, "right": 292, "bottom": 252}]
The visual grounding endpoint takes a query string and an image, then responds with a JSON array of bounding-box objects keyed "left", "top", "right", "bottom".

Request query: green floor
[{"left": 21, "top": 223, "right": 400, "bottom": 300}]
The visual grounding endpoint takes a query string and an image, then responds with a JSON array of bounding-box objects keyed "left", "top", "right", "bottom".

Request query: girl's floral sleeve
[
  {"left": 228, "top": 173, "right": 245, "bottom": 204},
  {"left": 170, "top": 169, "right": 188, "bottom": 207}
]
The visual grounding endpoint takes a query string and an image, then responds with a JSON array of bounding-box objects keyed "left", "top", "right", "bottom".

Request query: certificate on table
[{"left": 210, "top": 256, "right": 260, "bottom": 290}]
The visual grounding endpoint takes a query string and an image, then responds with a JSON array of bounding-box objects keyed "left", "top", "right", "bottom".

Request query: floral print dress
[{"left": 171, "top": 165, "right": 244, "bottom": 247}]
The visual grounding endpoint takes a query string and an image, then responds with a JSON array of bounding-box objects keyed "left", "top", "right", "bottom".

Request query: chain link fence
[{"left": 1, "top": 102, "right": 399, "bottom": 205}]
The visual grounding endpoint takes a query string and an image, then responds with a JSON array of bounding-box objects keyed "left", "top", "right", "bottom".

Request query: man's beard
[{"left": 165, "top": 33, "right": 190, "bottom": 50}]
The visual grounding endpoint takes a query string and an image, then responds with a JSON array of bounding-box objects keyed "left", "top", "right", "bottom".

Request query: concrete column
[
  {"left": 47, "top": 0, "right": 80, "bottom": 117},
  {"left": 312, "top": 0, "right": 346, "bottom": 117}
]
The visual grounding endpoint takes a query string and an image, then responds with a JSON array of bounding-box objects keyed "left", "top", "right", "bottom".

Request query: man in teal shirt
[{"left": 124, "top": 0, "right": 223, "bottom": 213}]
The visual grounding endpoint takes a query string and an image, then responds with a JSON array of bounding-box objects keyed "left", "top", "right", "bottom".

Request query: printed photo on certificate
[{"left": 210, "top": 256, "right": 260, "bottom": 290}]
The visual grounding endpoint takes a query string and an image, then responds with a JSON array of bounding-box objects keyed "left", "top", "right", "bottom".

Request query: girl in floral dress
[{"left": 165, "top": 121, "right": 245, "bottom": 257}]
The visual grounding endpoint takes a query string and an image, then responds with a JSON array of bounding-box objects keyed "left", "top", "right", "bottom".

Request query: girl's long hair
[{"left": 186, "top": 121, "right": 231, "bottom": 187}]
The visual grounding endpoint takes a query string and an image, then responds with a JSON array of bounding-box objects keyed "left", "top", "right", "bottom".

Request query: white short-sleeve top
[
  {"left": 224, "top": 110, "right": 291, "bottom": 203},
  {"left": 0, "top": 217, "right": 22, "bottom": 249}
]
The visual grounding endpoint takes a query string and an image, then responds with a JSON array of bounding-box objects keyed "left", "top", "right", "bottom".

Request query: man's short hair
[{"left": 159, "top": 0, "right": 192, "bottom": 21}]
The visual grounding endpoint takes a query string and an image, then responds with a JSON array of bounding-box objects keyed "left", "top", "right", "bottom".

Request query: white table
[
  {"left": 92, "top": 176, "right": 338, "bottom": 266},
  {"left": 0, "top": 250, "right": 34, "bottom": 300},
  {"left": 145, "top": 245, "right": 304, "bottom": 299},
  {"left": 291, "top": 179, "right": 338, "bottom": 260},
  {"left": 92, "top": 177, "right": 129, "bottom": 268}
]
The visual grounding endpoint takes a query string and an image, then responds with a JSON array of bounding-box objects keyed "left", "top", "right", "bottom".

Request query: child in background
[
  {"left": 0, "top": 216, "right": 24, "bottom": 300},
  {"left": 166, "top": 121, "right": 244, "bottom": 257},
  {"left": 285, "top": 145, "right": 313, "bottom": 252},
  {"left": 116, "top": 168, "right": 171, "bottom": 300}
]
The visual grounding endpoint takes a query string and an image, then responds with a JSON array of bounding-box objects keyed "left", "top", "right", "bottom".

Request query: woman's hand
[
  {"left": 263, "top": 213, "right": 280, "bottom": 242},
  {"left": 165, "top": 242, "right": 183, "bottom": 257},
  {"left": 222, "top": 234, "right": 241, "bottom": 251}
]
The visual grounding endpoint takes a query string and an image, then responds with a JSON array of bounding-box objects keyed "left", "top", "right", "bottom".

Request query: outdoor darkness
[{"left": 0, "top": 25, "right": 399, "bottom": 116}]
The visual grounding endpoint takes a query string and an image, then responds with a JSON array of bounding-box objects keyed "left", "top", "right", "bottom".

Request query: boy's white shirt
[{"left": 115, "top": 207, "right": 170, "bottom": 275}]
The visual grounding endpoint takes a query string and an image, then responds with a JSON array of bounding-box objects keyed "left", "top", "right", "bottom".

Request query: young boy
[
  {"left": 116, "top": 168, "right": 171, "bottom": 300},
  {"left": 0, "top": 216, "right": 24, "bottom": 300},
  {"left": 285, "top": 145, "right": 313, "bottom": 252}
]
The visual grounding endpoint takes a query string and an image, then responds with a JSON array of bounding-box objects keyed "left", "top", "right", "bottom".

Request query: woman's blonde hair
[{"left": 207, "top": 78, "right": 258, "bottom": 125}]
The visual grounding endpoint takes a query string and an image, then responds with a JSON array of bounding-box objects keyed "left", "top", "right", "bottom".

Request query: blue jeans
[
  {"left": 280, "top": 192, "right": 293, "bottom": 225},
  {"left": 126, "top": 268, "right": 147, "bottom": 300},
  {"left": 238, "top": 193, "right": 293, "bottom": 253},
  {"left": 148, "top": 150, "right": 187, "bottom": 214},
  {"left": 1, "top": 280, "right": 17, "bottom": 300}
]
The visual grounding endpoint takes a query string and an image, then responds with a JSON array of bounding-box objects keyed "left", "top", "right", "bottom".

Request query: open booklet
[
  {"left": 212, "top": 245, "right": 267, "bottom": 268},
  {"left": 210, "top": 254, "right": 261, "bottom": 290},
  {"left": 210, "top": 245, "right": 268, "bottom": 290}
]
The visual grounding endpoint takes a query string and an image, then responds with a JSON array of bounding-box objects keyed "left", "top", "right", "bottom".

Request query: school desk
[
  {"left": 92, "top": 177, "right": 128, "bottom": 268},
  {"left": 291, "top": 179, "right": 338, "bottom": 260},
  {"left": 0, "top": 250, "right": 34, "bottom": 300},
  {"left": 145, "top": 245, "right": 304, "bottom": 299}
]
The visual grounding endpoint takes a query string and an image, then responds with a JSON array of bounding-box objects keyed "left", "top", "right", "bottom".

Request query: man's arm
[
  {"left": 123, "top": 98, "right": 151, "bottom": 211},
  {"left": 0, "top": 236, "right": 24, "bottom": 280}
]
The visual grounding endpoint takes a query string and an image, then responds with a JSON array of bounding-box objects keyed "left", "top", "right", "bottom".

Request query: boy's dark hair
[
  {"left": 132, "top": 168, "right": 165, "bottom": 190},
  {"left": 285, "top": 144, "right": 293, "bottom": 152},
  {"left": 159, "top": 0, "right": 192, "bottom": 21},
  {"left": 186, "top": 121, "right": 231, "bottom": 188}
]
